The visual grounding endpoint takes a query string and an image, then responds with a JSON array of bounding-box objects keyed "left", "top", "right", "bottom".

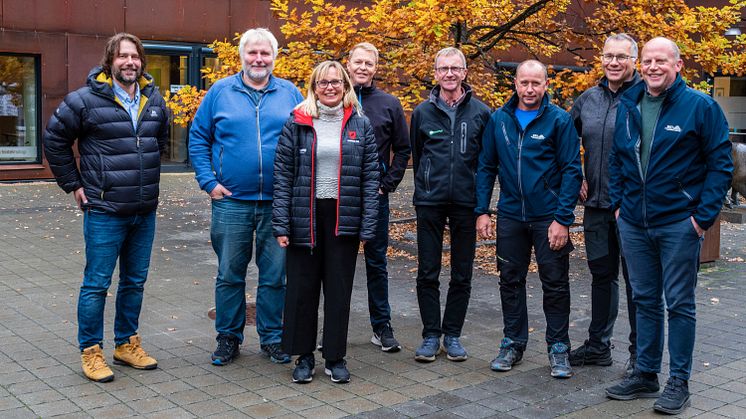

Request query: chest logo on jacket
[
  {"left": 530, "top": 133, "right": 546, "bottom": 141},
  {"left": 664, "top": 125, "right": 682, "bottom": 133}
]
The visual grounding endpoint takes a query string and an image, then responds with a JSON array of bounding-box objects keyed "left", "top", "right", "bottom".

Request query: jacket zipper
[
  {"left": 335, "top": 122, "right": 345, "bottom": 236},
  {"left": 595, "top": 90, "right": 613, "bottom": 205},
  {"left": 310, "top": 129, "right": 317, "bottom": 249},
  {"left": 424, "top": 158, "right": 432, "bottom": 194},
  {"left": 256, "top": 95, "right": 264, "bottom": 199},
  {"left": 517, "top": 131, "right": 526, "bottom": 220}
]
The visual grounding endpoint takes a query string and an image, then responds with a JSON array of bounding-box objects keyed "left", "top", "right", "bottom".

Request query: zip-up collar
[
  {"left": 621, "top": 73, "right": 686, "bottom": 109},
  {"left": 293, "top": 105, "right": 354, "bottom": 128},
  {"left": 427, "top": 83, "right": 474, "bottom": 110},
  {"left": 502, "top": 91, "right": 550, "bottom": 118},
  {"left": 229, "top": 72, "right": 280, "bottom": 94},
  {"left": 599, "top": 72, "right": 642, "bottom": 96}
]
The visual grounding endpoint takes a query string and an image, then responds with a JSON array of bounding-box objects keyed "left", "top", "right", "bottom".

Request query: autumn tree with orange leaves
[{"left": 167, "top": 0, "right": 746, "bottom": 124}]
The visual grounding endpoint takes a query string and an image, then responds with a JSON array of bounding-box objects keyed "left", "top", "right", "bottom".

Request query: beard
[
  {"left": 244, "top": 63, "right": 273, "bottom": 82},
  {"left": 114, "top": 66, "right": 142, "bottom": 86}
]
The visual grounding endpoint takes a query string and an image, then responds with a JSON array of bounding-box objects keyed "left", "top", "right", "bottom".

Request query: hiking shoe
[
  {"left": 113, "top": 334, "right": 157, "bottom": 370},
  {"left": 414, "top": 336, "right": 440, "bottom": 362},
  {"left": 490, "top": 337, "right": 523, "bottom": 372},
  {"left": 606, "top": 370, "right": 660, "bottom": 400},
  {"left": 654, "top": 377, "right": 690, "bottom": 415},
  {"left": 443, "top": 335, "right": 468, "bottom": 361},
  {"left": 211, "top": 334, "right": 240, "bottom": 366},
  {"left": 548, "top": 342, "right": 573, "bottom": 378},
  {"left": 261, "top": 343, "right": 291, "bottom": 364},
  {"left": 624, "top": 353, "right": 637, "bottom": 377},
  {"left": 568, "top": 340, "right": 612, "bottom": 366},
  {"left": 325, "top": 358, "right": 350, "bottom": 383},
  {"left": 371, "top": 323, "right": 401, "bottom": 353},
  {"left": 292, "top": 353, "right": 315, "bottom": 383},
  {"left": 81, "top": 344, "right": 114, "bottom": 382}
]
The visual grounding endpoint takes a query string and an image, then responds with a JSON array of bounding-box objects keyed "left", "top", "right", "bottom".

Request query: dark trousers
[
  {"left": 415, "top": 204, "right": 476, "bottom": 338},
  {"left": 282, "top": 199, "right": 360, "bottom": 361},
  {"left": 497, "top": 216, "right": 572, "bottom": 349},
  {"left": 363, "top": 193, "right": 391, "bottom": 331},
  {"left": 584, "top": 207, "right": 637, "bottom": 353}
]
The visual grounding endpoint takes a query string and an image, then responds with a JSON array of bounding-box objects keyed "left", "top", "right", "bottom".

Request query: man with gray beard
[{"left": 189, "top": 28, "right": 303, "bottom": 366}]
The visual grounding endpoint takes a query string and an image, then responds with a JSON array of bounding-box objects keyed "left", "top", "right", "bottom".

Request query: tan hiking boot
[
  {"left": 81, "top": 344, "right": 114, "bottom": 382},
  {"left": 113, "top": 334, "right": 157, "bottom": 370}
]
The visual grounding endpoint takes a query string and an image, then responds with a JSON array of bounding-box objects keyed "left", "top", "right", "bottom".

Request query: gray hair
[
  {"left": 645, "top": 37, "right": 681, "bottom": 60},
  {"left": 238, "top": 28, "right": 279, "bottom": 59},
  {"left": 434, "top": 47, "right": 467, "bottom": 68},
  {"left": 349, "top": 42, "right": 379, "bottom": 63},
  {"left": 515, "top": 59, "right": 548, "bottom": 80},
  {"left": 604, "top": 33, "right": 639, "bottom": 59}
]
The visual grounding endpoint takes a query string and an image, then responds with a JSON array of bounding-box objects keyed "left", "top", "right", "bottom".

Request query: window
[{"left": 0, "top": 54, "right": 40, "bottom": 164}]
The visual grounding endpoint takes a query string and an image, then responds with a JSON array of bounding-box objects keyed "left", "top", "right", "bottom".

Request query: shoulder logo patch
[
  {"left": 664, "top": 125, "right": 682, "bottom": 133},
  {"left": 530, "top": 133, "right": 546, "bottom": 140}
]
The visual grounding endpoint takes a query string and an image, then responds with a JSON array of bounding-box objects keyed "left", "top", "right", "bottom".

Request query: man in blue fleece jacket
[
  {"left": 476, "top": 60, "right": 582, "bottom": 379},
  {"left": 189, "top": 28, "right": 303, "bottom": 366},
  {"left": 604, "top": 37, "right": 733, "bottom": 416}
]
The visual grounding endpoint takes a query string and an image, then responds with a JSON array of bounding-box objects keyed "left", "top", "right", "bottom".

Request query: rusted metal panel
[
  {"left": 67, "top": 35, "right": 108, "bottom": 92},
  {"left": 125, "top": 0, "right": 231, "bottom": 42},
  {"left": 68, "top": 0, "right": 126, "bottom": 36},
  {"left": 3, "top": 0, "right": 69, "bottom": 32},
  {"left": 230, "top": 0, "right": 280, "bottom": 37}
]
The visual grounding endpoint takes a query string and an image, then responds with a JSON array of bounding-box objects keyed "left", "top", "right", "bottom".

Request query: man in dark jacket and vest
[
  {"left": 346, "top": 42, "right": 411, "bottom": 353},
  {"left": 569, "top": 33, "right": 642, "bottom": 373},
  {"left": 44, "top": 33, "right": 169, "bottom": 382},
  {"left": 605, "top": 37, "right": 732, "bottom": 415},
  {"left": 410, "top": 47, "right": 490, "bottom": 363},
  {"left": 476, "top": 60, "right": 582, "bottom": 379},
  {"left": 189, "top": 28, "right": 303, "bottom": 366}
]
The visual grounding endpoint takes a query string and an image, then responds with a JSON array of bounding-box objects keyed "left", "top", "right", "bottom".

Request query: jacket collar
[
  {"left": 353, "top": 83, "right": 376, "bottom": 96},
  {"left": 231, "top": 72, "right": 279, "bottom": 93},
  {"left": 427, "top": 83, "right": 473, "bottom": 108},
  {"left": 503, "top": 91, "right": 550, "bottom": 116},
  {"left": 293, "top": 105, "right": 354, "bottom": 128},
  {"left": 88, "top": 66, "right": 154, "bottom": 98},
  {"left": 599, "top": 72, "right": 642, "bottom": 95},
  {"left": 621, "top": 73, "right": 686, "bottom": 108}
]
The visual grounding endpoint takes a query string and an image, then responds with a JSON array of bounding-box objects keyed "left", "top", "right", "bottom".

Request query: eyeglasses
[
  {"left": 315, "top": 79, "right": 343, "bottom": 89},
  {"left": 435, "top": 66, "right": 465, "bottom": 75},
  {"left": 601, "top": 54, "right": 635, "bottom": 63}
]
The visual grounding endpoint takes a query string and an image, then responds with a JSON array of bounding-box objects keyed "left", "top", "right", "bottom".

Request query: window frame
[{"left": 0, "top": 53, "right": 42, "bottom": 165}]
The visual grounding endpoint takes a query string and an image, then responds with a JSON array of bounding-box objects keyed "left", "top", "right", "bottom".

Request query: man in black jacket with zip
[
  {"left": 410, "top": 47, "right": 491, "bottom": 363},
  {"left": 44, "top": 33, "right": 169, "bottom": 383},
  {"left": 346, "top": 42, "right": 411, "bottom": 353}
]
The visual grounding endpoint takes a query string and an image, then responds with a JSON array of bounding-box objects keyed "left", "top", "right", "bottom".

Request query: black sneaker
[
  {"left": 371, "top": 323, "right": 401, "bottom": 353},
  {"left": 653, "top": 377, "right": 690, "bottom": 415},
  {"left": 490, "top": 337, "right": 523, "bottom": 372},
  {"left": 324, "top": 359, "right": 350, "bottom": 383},
  {"left": 605, "top": 370, "right": 660, "bottom": 400},
  {"left": 548, "top": 342, "right": 573, "bottom": 379},
  {"left": 568, "top": 340, "right": 612, "bottom": 366},
  {"left": 292, "top": 353, "right": 315, "bottom": 383},
  {"left": 211, "top": 334, "right": 240, "bottom": 366},
  {"left": 260, "top": 343, "right": 291, "bottom": 364}
]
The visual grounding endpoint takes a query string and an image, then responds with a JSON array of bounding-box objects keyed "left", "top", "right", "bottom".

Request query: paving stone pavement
[{"left": 0, "top": 172, "right": 745, "bottom": 418}]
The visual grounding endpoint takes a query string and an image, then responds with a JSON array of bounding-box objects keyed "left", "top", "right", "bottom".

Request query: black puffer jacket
[
  {"left": 272, "top": 106, "right": 379, "bottom": 248},
  {"left": 410, "top": 84, "right": 491, "bottom": 207},
  {"left": 44, "top": 67, "right": 169, "bottom": 215}
]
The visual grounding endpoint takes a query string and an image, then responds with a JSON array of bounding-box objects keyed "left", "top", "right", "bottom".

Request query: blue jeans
[
  {"left": 211, "top": 198, "right": 285, "bottom": 345},
  {"left": 363, "top": 193, "right": 391, "bottom": 330},
  {"left": 78, "top": 210, "right": 156, "bottom": 350},
  {"left": 617, "top": 217, "right": 702, "bottom": 380}
]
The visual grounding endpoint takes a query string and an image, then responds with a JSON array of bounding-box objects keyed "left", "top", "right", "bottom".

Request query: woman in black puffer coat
[{"left": 272, "top": 61, "right": 378, "bottom": 384}]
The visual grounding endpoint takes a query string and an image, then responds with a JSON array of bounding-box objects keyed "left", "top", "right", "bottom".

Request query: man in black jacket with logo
[
  {"left": 44, "top": 33, "right": 169, "bottom": 383},
  {"left": 346, "top": 42, "right": 411, "bottom": 353},
  {"left": 410, "top": 47, "right": 490, "bottom": 363}
]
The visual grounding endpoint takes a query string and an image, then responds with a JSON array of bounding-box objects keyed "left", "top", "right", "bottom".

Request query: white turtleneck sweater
[{"left": 314, "top": 101, "right": 344, "bottom": 199}]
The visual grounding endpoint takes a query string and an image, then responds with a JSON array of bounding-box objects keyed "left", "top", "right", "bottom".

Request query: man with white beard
[{"left": 189, "top": 28, "right": 303, "bottom": 366}]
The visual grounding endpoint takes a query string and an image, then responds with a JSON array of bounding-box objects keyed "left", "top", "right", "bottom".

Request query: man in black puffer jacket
[{"left": 44, "top": 33, "right": 169, "bottom": 383}]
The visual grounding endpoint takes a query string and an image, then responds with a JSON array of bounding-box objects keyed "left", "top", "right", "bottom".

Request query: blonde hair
[
  {"left": 296, "top": 61, "right": 362, "bottom": 117},
  {"left": 349, "top": 42, "right": 379, "bottom": 63}
]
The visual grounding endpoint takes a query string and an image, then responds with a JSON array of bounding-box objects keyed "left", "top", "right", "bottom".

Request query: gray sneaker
[
  {"left": 442, "top": 335, "right": 468, "bottom": 361},
  {"left": 548, "top": 342, "right": 573, "bottom": 379},
  {"left": 490, "top": 337, "right": 523, "bottom": 371}
]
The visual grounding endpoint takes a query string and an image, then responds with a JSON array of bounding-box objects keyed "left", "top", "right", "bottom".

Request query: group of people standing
[{"left": 43, "top": 26, "right": 732, "bottom": 416}]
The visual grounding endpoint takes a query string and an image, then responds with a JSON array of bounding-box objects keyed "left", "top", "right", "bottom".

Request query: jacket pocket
[
  {"left": 676, "top": 179, "right": 693, "bottom": 202},
  {"left": 98, "top": 155, "right": 107, "bottom": 197},
  {"left": 424, "top": 158, "right": 432, "bottom": 194},
  {"left": 218, "top": 145, "right": 224, "bottom": 181},
  {"left": 543, "top": 176, "right": 559, "bottom": 199},
  {"left": 460, "top": 121, "right": 468, "bottom": 154}
]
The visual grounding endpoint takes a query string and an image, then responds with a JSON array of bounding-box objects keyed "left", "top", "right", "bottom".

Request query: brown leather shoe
[
  {"left": 81, "top": 344, "right": 114, "bottom": 382},
  {"left": 113, "top": 334, "right": 157, "bottom": 370}
]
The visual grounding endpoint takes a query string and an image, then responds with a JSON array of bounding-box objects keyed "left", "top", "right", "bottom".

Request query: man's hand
[
  {"left": 378, "top": 188, "right": 384, "bottom": 195},
  {"left": 73, "top": 187, "right": 88, "bottom": 210},
  {"left": 477, "top": 214, "right": 493, "bottom": 239},
  {"left": 548, "top": 220, "right": 569, "bottom": 251},
  {"left": 614, "top": 208, "right": 619, "bottom": 220},
  {"left": 209, "top": 183, "right": 232, "bottom": 200},
  {"left": 276, "top": 236, "right": 289, "bottom": 248},
  {"left": 578, "top": 180, "right": 588, "bottom": 203},
  {"left": 690, "top": 216, "right": 705, "bottom": 237}
]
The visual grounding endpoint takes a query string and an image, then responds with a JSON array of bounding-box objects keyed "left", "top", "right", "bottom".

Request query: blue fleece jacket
[
  {"left": 189, "top": 73, "right": 303, "bottom": 200},
  {"left": 476, "top": 94, "right": 582, "bottom": 226},
  {"left": 608, "top": 75, "right": 733, "bottom": 230}
]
